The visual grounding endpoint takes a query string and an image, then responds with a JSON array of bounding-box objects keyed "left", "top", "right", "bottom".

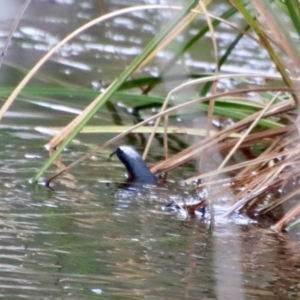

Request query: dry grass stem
[{"left": 0, "top": 4, "right": 178, "bottom": 121}]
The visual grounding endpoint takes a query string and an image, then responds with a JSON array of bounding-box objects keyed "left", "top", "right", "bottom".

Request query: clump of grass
[
  {"left": 3, "top": 1, "right": 300, "bottom": 230},
  {"left": 146, "top": 0, "right": 300, "bottom": 231}
]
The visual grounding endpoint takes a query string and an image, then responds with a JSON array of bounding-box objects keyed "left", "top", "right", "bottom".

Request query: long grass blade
[
  {"left": 233, "top": 0, "right": 297, "bottom": 105},
  {"left": 285, "top": 0, "right": 300, "bottom": 39},
  {"left": 0, "top": 4, "right": 179, "bottom": 120},
  {"left": 0, "top": 0, "right": 32, "bottom": 70},
  {"left": 32, "top": 0, "right": 199, "bottom": 182}
]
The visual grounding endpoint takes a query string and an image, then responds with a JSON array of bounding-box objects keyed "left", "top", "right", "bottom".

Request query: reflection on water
[{"left": 0, "top": 0, "right": 299, "bottom": 299}]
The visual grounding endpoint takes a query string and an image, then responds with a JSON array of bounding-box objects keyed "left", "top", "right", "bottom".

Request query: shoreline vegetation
[{"left": 3, "top": 0, "right": 300, "bottom": 231}]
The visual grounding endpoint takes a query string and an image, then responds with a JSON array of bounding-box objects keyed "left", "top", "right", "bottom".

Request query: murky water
[{"left": 0, "top": 0, "right": 299, "bottom": 299}]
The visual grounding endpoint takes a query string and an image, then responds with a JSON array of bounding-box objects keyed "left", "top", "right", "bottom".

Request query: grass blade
[{"left": 32, "top": 0, "right": 199, "bottom": 182}]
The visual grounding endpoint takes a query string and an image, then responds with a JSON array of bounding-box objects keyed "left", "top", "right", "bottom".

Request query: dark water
[{"left": 0, "top": 1, "right": 299, "bottom": 299}]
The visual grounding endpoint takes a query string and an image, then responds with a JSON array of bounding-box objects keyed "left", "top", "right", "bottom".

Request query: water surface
[{"left": 0, "top": 1, "right": 299, "bottom": 299}]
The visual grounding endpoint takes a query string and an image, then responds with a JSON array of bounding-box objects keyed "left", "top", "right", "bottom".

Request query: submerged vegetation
[{"left": 2, "top": 0, "right": 300, "bottom": 231}]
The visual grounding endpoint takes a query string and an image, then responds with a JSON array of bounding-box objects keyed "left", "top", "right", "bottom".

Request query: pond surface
[{"left": 0, "top": 0, "right": 300, "bottom": 299}]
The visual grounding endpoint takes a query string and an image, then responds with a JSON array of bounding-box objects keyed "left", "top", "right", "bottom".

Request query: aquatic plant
[{"left": 2, "top": 0, "right": 300, "bottom": 231}]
